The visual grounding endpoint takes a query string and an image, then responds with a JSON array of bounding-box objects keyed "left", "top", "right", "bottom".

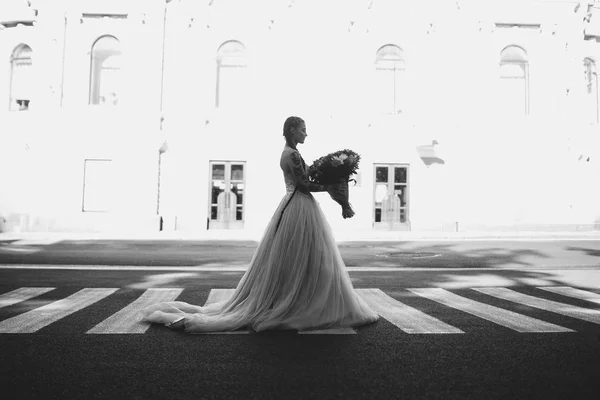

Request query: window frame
[
  {"left": 207, "top": 160, "right": 247, "bottom": 229},
  {"left": 8, "top": 44, "right": 33, "bottom": 111},
  {"left": 372, "top": 163, "right": 410, "bottom": 231},
  {"left": 499, "top": 45, "right": 530, "bottom": 116},
  {"left": 374, "top": 44, "right": 406, "bottom": 115},
  {"left": 215, "top": 40, "right": 248, "bottom": 109},
  {"left": 89, "top": 35, "right": 122, "bottom": 106}
]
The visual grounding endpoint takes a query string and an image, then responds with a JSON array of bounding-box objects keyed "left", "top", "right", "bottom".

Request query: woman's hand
[
  {"left": 342, "top": 206, "right": 355, "bottom": 219},
  {"left": 326, "top": 182, "right": 354, "bottom": 219}
]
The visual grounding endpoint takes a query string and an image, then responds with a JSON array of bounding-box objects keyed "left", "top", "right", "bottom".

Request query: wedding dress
[{"left": 140, "top": 146, "right": 379, "bottom": 333}]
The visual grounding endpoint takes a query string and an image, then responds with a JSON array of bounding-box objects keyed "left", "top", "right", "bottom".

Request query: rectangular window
[
  {"left": 373, "top": 164, "right": 410, "bottom": 230},
  {"left": 208, "top": 161, "right": 246, "bottom": 229},
  {"left": 89, "top": 36, "right": 121, "bottom": 106},
  {"left": 82, "top": 159, "right": 113, "bottom": 212},
  {"left": 375, "top": 45, "right": 406, "bottom": 114},
  {"left": 499, "top": 64, "right": 529, "bottom": 116},
  {"left": 9, "top": 52, "right": 33, "bottom": 111},
  {"left": 375, "top": 65, "right": 406, "bottom": 114},
  {"left": 216, "top": 66, "right": 249, "bottom": 109}
]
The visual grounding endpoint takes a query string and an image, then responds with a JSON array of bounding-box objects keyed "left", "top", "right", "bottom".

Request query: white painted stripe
[
  {"left": 357, "top": 288, "right": 463, "bottom": 334},
  {"left": 10, "top": 238, "right": 62, "bottom": 245},
  {"left": 0, "top": 287, "right": 55, "bottom": 309},
  {"left": 474, "top": 287, "right": 600, "bottom": 325},
  {"left": 0, "top": 265, "right": 251, "bottom": 272},
  {"left": 299, "top": 328, "right": 356, "bottom": 335},
  {"left": 537, "top": 286, "right": 600, "bottom": 306},
  {"left": 0, "top": 247, "right": 41, "bottom": 254},
  {"left": 0, "top": 288, "right": 118, "bottom": 333},
  {"left": 205, "top": 288, "right": 236, "bottom": 306},
  {"left": 1, "top": 264, "right": 598, "bottom": 272},
  {"left": 338, "top": 237, "right": 600, "bottom": 242},
  {"left": 86, "top": 288, "right": 184, "bottom": 334},
  {"left": 409, "top": 288, "right": 572, "bottom": 333}
]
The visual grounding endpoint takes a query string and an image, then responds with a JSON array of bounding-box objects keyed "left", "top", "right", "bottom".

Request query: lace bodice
[
  {"left": 280, "top": 146, "right": 328, "bottom": 195},
  {"left": 282, "top": 154, "right": 306, "bottom": 194}
]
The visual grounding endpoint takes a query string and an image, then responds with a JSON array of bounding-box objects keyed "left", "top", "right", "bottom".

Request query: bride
[{"left": 140, "top": 116, "right": 379, "bottom": 333}]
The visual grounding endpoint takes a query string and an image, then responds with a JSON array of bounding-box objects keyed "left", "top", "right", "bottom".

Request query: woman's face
[{"left": 291, "top": 122, "right": 307, "bottom": 145}]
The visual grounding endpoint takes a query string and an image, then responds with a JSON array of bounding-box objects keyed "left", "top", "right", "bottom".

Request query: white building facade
[{"left": 1, "top": 0, "right": 599, "bottom": 237}]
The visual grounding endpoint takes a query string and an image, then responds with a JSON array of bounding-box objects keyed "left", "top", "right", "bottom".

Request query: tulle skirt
[{"left": 140, "top": 190, "right": 379, "bottom": 333}]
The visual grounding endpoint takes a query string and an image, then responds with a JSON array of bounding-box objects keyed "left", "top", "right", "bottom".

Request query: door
[
  {"left": 373, "top": 164, "right": 410, "bottom": 230},
  {"left": 208, "top": 161, "right": 246, "bottom": 229}
]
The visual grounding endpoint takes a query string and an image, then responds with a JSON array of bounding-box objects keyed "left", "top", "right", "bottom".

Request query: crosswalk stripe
[
  {"left": 205, "top": 288, "right": 236, "bottom": 306},
  {"left": 0, "top": 288, "right": 118, "bottom": 333},
  {"left": 537, "top": 286, "right": 600, "bottom": 306},
  {"left": 86, "top": 288, "right": 184, "bottom": 334},
  {"left": 3, "top": 286, "right": 600, "bottom": 335},
  {"left": 0, "top": 287, "right": 56, "bottom": 309},
  {"left": 474, "top": 287, "right": 600, "bottom": 325},
  {"left": 357, "top": 288, "right": 463, "bottom": 334},
  {"left": 409, "top": 288, "right": 573, "bottom": 333}
]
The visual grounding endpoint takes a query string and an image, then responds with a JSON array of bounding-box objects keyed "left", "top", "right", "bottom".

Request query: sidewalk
[{"left": 2, "top": 229, "right": 600, "bottom": 243}]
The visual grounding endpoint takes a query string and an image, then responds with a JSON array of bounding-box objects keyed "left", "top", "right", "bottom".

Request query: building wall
[{"left": 1, "top": 0, "right": 599, "bottom": 235}]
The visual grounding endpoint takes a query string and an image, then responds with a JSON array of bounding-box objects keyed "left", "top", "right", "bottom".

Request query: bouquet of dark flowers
[{"left": 308, "top": 149, "right": 360, "bottom": 219}]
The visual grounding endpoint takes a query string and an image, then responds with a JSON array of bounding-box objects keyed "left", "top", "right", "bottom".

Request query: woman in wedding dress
[{"left": 140, "top": 116, "right": 379, "bottom": 333}]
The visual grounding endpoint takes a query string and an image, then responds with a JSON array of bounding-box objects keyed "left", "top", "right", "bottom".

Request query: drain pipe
[
  {"left": 60, "top": 11, "right": 67, "bottom": 107},
  {"left": 156, "top": 2, "right": 170, "bottom": 228},
  {"left": 159, "top": 1, "right": 170, "bottom": 118}
]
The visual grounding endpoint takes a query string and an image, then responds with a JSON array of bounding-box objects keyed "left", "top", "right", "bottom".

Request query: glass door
[
  {"left": 208, "top": 161, "right": 245, "bottom": 229},
  {"left": 373, "top": 164, "right": 410, "bottom": 230}
]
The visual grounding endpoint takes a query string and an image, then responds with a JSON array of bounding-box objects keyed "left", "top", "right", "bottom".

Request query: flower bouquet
[{"left": 308, "top": 149, "right": 360, "bottom": 219}]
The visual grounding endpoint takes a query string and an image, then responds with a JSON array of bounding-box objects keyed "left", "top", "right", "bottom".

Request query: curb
[{"left": 2, "top": 231, "right": 600, "bottom": 242}]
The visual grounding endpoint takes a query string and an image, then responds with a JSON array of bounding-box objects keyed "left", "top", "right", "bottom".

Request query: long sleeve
[{"left": 286, "top": 151, "right": 329, "bottom": 193}]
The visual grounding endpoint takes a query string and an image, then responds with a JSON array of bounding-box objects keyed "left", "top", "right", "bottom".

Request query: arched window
[
  {"left": 89, "top": 36, "right": 121, "bottom": 106},
  {"left": 216, "top": 40, "right": 248, "bottom": 109},
  {"left": 9, "top": 44, "right": 33, "bottom": 111},
  {"left": 584, "top": 58, "right": 599, "bottom": 123},
  {"left": 375, "top": 44, "right": 406, "bottom": 114},
  {"left": 499, "top": 45, "right": 529, "bottom": 116}
]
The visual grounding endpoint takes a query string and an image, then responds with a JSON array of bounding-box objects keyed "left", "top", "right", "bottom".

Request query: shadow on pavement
[
  {"left": 341, "top": 242, "right": 551, "bottom": 269},
  {"left": 565, "top": 246, "right": 600, "bottom": 257},
  {"left": 0, "top": 240, "right": 598, "bottom": 273}
]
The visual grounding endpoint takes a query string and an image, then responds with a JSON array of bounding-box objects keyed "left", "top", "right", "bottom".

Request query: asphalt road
[
  {"left": 1, "top": 238, "right": 600, "bottom": 269},
  {"left": 1, "top": 239, "right": 600, "bottom": 399}
]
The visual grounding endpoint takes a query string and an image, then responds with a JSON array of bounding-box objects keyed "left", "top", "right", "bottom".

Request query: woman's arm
[{"left": 287, "top": 151, "right": 330, "bottom": 193}]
